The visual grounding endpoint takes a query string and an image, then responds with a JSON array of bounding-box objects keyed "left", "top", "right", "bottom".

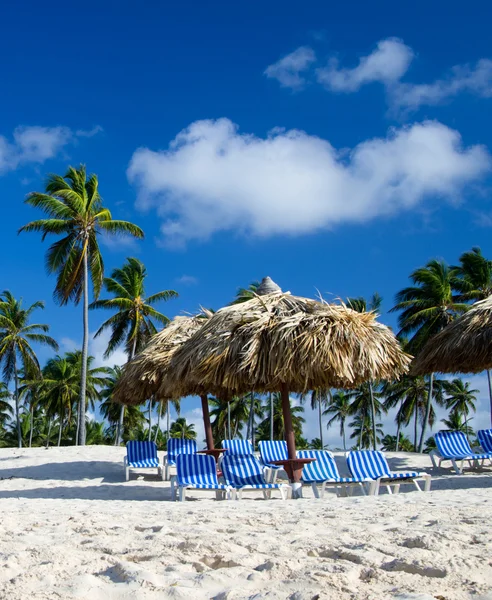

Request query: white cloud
[
  {"left": 316, "top": 38, "right": 413, "bottom": 92},
  {"left": 391, "top": 59, "right": 492, "bottom": 111},
  {"left": 176, "top": 275, "right": 198, "bottom": 286},
  {"left": 128, "top": 118, "right": 491, "bottom": 246},
  {"left": 0, "top": 125, "right": 103, "bottom": 175},
  {"left": 75, "top": 125, "right": 104, "bottom": 138},
  {"left": 90, "top": 329, "right": 128, "bottom": 369},
  {"left": 100, "top": 234, "right": 139, "bottom": 252},
  {"left": 264, "top": 46, "right": 316, "bottom": 90}
]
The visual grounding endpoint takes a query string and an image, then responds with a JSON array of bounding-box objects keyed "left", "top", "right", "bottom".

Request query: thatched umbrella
[
  {"left": 167, "top": 279, "right": 411, "bottom": 487},
  {"left": 112, "top": 313, "right": 223, "bottom": 453},
  {"left": 411, "top": 295, "right": 492, "bottom": 426}
]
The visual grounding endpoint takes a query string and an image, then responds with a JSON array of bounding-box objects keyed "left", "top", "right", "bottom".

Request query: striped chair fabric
[
  {"left": 477, "top": 429, "right": 492, "bottom": 453},
  {"left": 176, "top": 454, "right": 229, "bottom": 491},
  {"left": 258, "top": 440, "right": 287, "bottom": 468},
  {"left": 126, "top": 441, "right": 159, "bottom": 467},
  {"left": 347, "top": 450, "right": 420, "bottom": 480},
  {"left": 221, "top": 454, "right": 278, "bottom": 489},
  {"left": 221, "top": 439, "right": 254, "bottom": 455},
  {"left": 166, "top": 438, "right": 197, "bottom": 465},
  {"left": 435, "top": 431, "right": 490, "bottom": 460},
  {"left": 298, "top": 450, "right": 368, "bottom": 484}
]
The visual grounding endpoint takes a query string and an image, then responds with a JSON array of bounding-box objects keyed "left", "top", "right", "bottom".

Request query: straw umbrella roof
[
  {"left": 411, "top": 295, "right": 492, "bottom": 375},
  {"left": 167, "top": 291, "right": 412, "bottom": 397},
  {"left": 112, "top": 313, "right": 212, "bottom": 406}
]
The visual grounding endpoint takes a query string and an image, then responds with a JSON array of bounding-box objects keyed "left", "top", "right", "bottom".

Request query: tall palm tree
[
  {"left": 391, "top": 259, "right": 467, "bottom": 452},
  {"left": 0, "top": 291, "right": 58, "bottom": 447},
  {"left": 90, "top": 257, "right": 177, "bottom": 444},
  {"left": 453, "top": 247, "right": 492, "bottom": 424},
  {"left": 323, "top": 390, "right": 352, "bottom": 451},
  {"left": 349, "top": 383, "right": 385, "bottom": 450},
  {"left": 19, "top": 165, "right": 144, "bottom": 445},
  {"left": 346, "top": 293, "right": 382, "bottom": 449},
  {"left": 443, "top": 378, "right": 478, "bottom": 431},
  {"left": 300, "top": 389, "right": 331, "bottom": 449},
  {"left": 170, "top": 417, "right": 196, "bottom": 440}
]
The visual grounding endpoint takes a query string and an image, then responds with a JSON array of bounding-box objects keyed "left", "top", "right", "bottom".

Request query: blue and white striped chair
[
  {"left": 221, "top": 439, "right": 254, "bottom": 455},
  {"left": 258, "top": 440, "right": 287, "bottom": 482},
  {"left": 164, "top": 438, "right": 197, "bottom": 480},
  {"left": 347, "top": 450, "right": 431, "bottom": 494},
  {"left": 171, "top": 454, "right": 233, "bottom": 501},
  {"left": 477, "top": 429, "right": 492, "bottom": 454},
  {"left": 221, "top": 454, "right": 291, "bottom": 500},
  {"left": 124, "top": 441, "right": 161, "bottom": 481},
  {"left": 431, "top": 431, "right": 492, "bottom": 474},
  {"left": 297, "top": 450, "right": 377, "bottom": 498}
]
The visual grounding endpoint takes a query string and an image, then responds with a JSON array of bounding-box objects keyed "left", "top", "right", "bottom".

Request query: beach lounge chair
[
  {"left": 430, "top": 431, "right": 492, "bottom": 474},
  {"left": 258, "top": 440, "right": 287, "bottom": 482},
  {"left": 297, "top": 450, "right": 377, "bottom": 498},
  {"left": 171, "top": 454, "right": 233, "bottom": 501},
  {"left": 221, "top": 454, "right": 291, "bottom": 500},
  {"left": 347, "top": 450, "right": 431, "bottom": 494},
  {"left": 124, "top": 441, "right": 162, "bottom": 481},
  {"left": 164, "top": 438, "right": 197, "bottom": 480},
  {"left": 477, "top": 429, "right": 492, "bottom": 454},
  {"left": 221, "top": 439, "right": 254, "bottom": 455}
]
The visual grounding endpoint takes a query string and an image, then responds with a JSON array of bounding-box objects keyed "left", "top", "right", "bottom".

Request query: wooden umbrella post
[{"left": 198, "top": 394, "right": 225, "bottom": 464}]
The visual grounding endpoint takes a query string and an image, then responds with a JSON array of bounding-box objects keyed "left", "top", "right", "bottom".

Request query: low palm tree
[
  {"left": 86, "top": 420, "right": 109, "bottom": 445},
  {"left": 256, "top": 393, "right": 305, "bottom": 441},
  {"left": 391, "top": 259, "right": 467, "bottom": 452},
  {"left": 90, "top": 257, "right": 177, "bottom": 444},
  {"left": 229, "top": 281, "right": 260, "bottom": 305},
  {"left": 170, "top": 417, "right": 196, "bottom": 440},
  {"left": 0, "top": 291, "right": 58, "bottom": 447},
  {"left": 0, "top": 382, "right": 12, "bottom": 428},
  {"left": 349, "top": 415, "right": 383, "bottom": 449},
  {"left": 349, "top": 383, "right": 385, "bottom": 450},
  {"left": 381, "top": 433, "right": 414, "bottom": 452},
  {"left": 324, "top": 390, "right": 352, "bottom": 451},
  {"left": 20, "top": 165, "right": 144, "bottom": 445},
  {"left": 443, "top": 378, "right": 478, "bottom": 433},
  {"left": 441, "top": 412, "right": 475, "bottom": 437},
  {"left": 309, "top": 437, "right": 324, "bottom": 450}
]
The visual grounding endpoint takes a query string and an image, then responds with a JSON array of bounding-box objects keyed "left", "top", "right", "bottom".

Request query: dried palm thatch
[
  {"left": 411, "top": 295, "right": 492, "bottom": 375},
  {"left": 112, "top": 313, "right": 211, "bottom": 407},
  {"left": 167, "top": 292, "right": 411, "bottom": 397}
]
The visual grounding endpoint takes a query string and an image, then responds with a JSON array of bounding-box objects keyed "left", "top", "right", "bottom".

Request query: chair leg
[
  {"left": 271, "top": 469, "right": 278, "bottom": 484},
  {"left": 320, "top": 482, "right": 326, "bottom": 499},
  {"left": 170, "top": 477, "right": 176, "bottom": 501},
  {"left": 311, "top": 482, "right": 320, "bottom": 499},
  {"left": 414, "top": 480, "right": 422, "bottom": 492},
  {"left": 451, "top": 459, "right": 462, "bottom": 475},
  {"left": 165, "top": 463, "right": 170, "bottom": 481},
  {"left": 125, "top": 467, "right": 130, "bottom": 482},
  {"left": 179, "top": 487, "right": 186, "bottom": 502},
  {"left": 392, "top": 483, "right": 401, "bottom": 495},
  {"left": 424, "top": 476, "right": 431, "bottom": 492},
  {"left": 368, "top": 480, "right": 378, "bottom": 496}
]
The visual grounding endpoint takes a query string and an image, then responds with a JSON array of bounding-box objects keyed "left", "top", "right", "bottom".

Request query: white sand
[{"left": 0, "top": 446, "right": 491, "bottom": 600}]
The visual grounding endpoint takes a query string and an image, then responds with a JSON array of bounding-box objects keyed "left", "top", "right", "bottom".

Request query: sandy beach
[{"left": 0, "top": 446, "right": 491, "bottom": 600}]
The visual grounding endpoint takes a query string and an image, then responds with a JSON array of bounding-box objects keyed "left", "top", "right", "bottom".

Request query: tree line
[{"left": 0, "top": 165, "right": 489, "bottom": 450}]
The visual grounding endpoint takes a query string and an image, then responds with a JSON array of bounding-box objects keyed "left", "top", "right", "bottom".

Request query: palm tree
[
  {"left": 349, "top": 415, "right": 383, "bottom": 449},
  {"left": 349, "top": 383, "right": 385, "bottom": 450},
  {"left": 391, "top": 259, "right": 467, "bottom": 452},
  {"left": 86, "top": 420, "right": 109, "bottom": 445},
  {"left": 381, "top": 433, "right": 414, "bottom": 452},
  {"left": 170, "top": 417, "right": 196, "bottom": 440},
  {"left": 324, "top": 390, "right": 352, "bottom": 451},
  {"left": 229, "top": 281, "right": 260, "bottom": 305},
  {"left": 0, "top": 382, "right": 12, "bottom": 428},
  {"left": 256, "top": 393, "right": 305, "bottom": 441},
  {"left": 300, "top": 389, "right": 331, "bottom": 449},
  {"left": 443, "top": 378, "right": 478, "bottom": 433},
  {"left": 346, "top": 293, "right": 382, "bottom": 449},
  {"left": 90, "top": 257, "right": 177, "bottom": 444},
  {"left": 441, "top": 411, "right": 475, "bottom": 437},
  {"left": 19, "top": 165, "right": 144, "bottom": 445},
  {"left": 309, "top": 438, "right": 324, "bottom": 450},
  {"left": 0, "top": 291, "right": 58, "bottom": 447}
]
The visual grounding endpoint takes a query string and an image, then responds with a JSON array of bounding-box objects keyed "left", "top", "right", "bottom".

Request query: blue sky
[{"left": 1, "top": 1, "right": 492, "bottom": 444}]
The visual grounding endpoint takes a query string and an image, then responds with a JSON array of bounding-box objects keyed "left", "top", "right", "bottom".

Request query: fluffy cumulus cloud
[
  {"left": 264, "top": 46, "right": 316, "bottom": 90},
  {"left": 266, "top": 38, "right": 492, "bottom": 112},
  {"left": 128, "top": 118, "right": 491, "bottom": 245},
  {"left": 0, "top": 125, "right": 103, "bottom": 175},
  {"left": 316, "top": 38, "right": 414, "bottom": 92}
]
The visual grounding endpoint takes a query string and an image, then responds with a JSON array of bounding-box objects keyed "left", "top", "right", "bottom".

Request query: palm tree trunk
[
  {"left": 369, "top": 382, "right": 377, "bottom": 451},
  {"left": 487, "top": 370, "right": 492, "bottom": 428},
  {"left": 148, "top": 399, "right": 152, "bottom": 442},
  {"left": 227, "top": 402, "right": 231, "bottom": 439},
  {"left": 78, "top": 249, "right": 89, "bottom": 446},
  {"left": 358, "top": 419, "right": 363, "bottom": 450},
  {"left": 57, "top": 414, "right": 63, "bottom": 447},
  {"left": 155, "top": 401, "right": 162, "bottom": 444},
  {"left": 414, "top": 403, "right": 418, "bottom": 451},
  {"left": 13, "top": 352, "right": 22, "bottom": 448},
  {"left": 269, "top": 393, "right": 274, "bottom": 441},
  {"left": 166, "top": 402, "right": 170, "bottom": 443},
  {"left": 342, "top": 420, "right": 346, "bottom": 452},
  {"left": 418, "top": 373, "right": 434, "bottom": 453},
  {"left": 395, "top": 399, "right": 403, "bottom": 452},
  {"left": 315, "top": 391, "right": 324, "bottom": 449},
  {"left": 29, "top": 405, "right": 34, "bottom": 448},
  {"left": 46, "top": 417, "right": 52, "bottom": 448}
]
